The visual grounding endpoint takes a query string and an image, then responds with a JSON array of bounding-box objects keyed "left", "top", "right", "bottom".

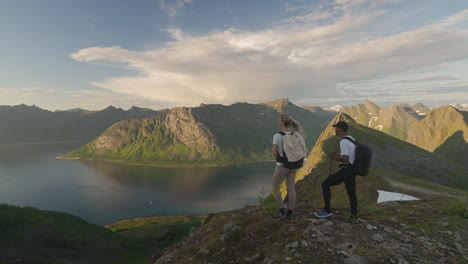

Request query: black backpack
[
  {"left": 276, "top": 132, "right": 304, "bottom": 170},
  {"left": 343, "top": 137, "right": 372, "bottom": 176}
]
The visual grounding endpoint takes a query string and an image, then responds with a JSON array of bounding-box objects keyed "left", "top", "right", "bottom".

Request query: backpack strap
[
  {"left": 276, "top": 131, "right": 288, "bottom": 162},
  {"left": 343, "top": 136, "right": 357, "bottom": 145}
]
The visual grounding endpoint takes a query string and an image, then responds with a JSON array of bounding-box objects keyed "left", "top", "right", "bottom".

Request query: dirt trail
[{"left": 382, "top": 176, "right": 466, "bottom": 201}]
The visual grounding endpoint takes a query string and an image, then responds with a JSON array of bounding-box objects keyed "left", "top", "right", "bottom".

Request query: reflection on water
[{"left": 0, "top": 143, "right": 274, "bottom": 225}]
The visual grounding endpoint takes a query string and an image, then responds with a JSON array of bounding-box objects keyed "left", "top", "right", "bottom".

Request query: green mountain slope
[
  {"left": 65, "top": 100, "right": 332, "bottom": 166},
  {"left": 0, "top": 204, "right": 149, "bottom": 264},
  {"left": 0, "top": 204, "right": 206, "bottom": 264},
  {"left": 0, "top": 104, "right": 162, "bottom": 143}
]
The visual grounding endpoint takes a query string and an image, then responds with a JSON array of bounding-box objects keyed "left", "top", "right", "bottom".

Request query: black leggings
[{"left": 321, "top": 167, "right": 357, "bottom": 217}]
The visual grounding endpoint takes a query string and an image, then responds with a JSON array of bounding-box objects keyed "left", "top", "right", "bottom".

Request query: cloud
[
  {"left": 159, "top": 0, "right": 193, "bottom": 18},
  {"left": 436, "top": 9, "right": 468, "bottom": 28},
  {"left": 391, "top": 75, "right": 459, "bottom": 84},
  {"left": 70, "top": 5, "right": 468, "bottom": 108},
  {"left": 166, "top": 27, "right": 192, "bottom": 41}
]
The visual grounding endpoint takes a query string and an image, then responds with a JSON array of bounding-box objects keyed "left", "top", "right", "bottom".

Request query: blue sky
[{"left": 1, "top": 0, "right": 467, "bottom": 110}]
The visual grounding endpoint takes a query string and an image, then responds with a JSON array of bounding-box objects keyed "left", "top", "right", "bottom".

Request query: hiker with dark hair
[
  {"left": 272, "top": 113, "right": 306, "bottom": 219},
  {"left": 315, "top": 121, "right": 358, "bottom": 220}
]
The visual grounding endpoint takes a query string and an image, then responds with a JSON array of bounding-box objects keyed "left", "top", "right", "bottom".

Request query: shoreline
[
  {"left": 56, "top": 156, "right": 80, "bottom": 160},
  {"left": 57, "top": 155, "right": 275, "bottom": 168},
  {"left": 0, "top": 140, "right": 86, "bottom": 147}
]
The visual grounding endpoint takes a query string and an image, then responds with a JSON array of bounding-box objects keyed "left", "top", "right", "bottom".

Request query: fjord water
[{"left": 0, "top": 142, "right": 273, "bottom": 225}]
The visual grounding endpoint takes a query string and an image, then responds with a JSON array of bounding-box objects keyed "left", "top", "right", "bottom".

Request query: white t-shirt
[
  {"left": 340, "top": 136, "right": 356, "bottom": 165},
  {"left": 273, "top": 131, "right": 291, "bottom": 165}
]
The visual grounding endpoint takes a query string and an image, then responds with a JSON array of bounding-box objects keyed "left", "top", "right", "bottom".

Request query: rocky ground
[{"left": 152, "top": 197, "right": 468, "bottom": 264}]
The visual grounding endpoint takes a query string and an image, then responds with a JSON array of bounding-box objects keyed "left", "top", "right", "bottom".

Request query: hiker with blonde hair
[{"left": 272, "top": 113, "right": 306, "bottom": 219}]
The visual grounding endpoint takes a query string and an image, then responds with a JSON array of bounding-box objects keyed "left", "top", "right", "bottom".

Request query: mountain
[
  {"left": 340, "top": 100, "right": 424, "bottom": 140},
  {"left": 300, "top": 105, "right": 337, "bottom": 121},
  {"left": 0, "top": 204, "right": 204, "bottom": 264},
  {"left": 64, "top": 100, "right": 333, "bottom": 166},
  {"left": 450, "top": 103, "right": 468, "bottom": 111},
  {"left": 0, "top": 104, "right": 162, "bottom": 143},
  {"left": 340, "top": 101, "right": 468, "bottom": 168},
  {"left": 0, "top": 204, "right": 149, "bottom": 263},
  {"left": 411, "top": 103, "right": 431, "bottom": 117},
  {"left": 296, "top": 113, "right": 468, "bottom": 191},
  {"left": 151, "top": 113, "right": 468, "bottom": 263},
  {"left": 407, "top": 105, "right": 468, "bottom": 167}
]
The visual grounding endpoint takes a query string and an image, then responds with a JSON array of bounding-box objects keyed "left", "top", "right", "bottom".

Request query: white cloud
[
  {"left": 436, "top": 9, "right": 468, "bottom": 28},
  {"left": 70, "top": 5, "right": 468, "bottom": 108},
  {"left": 166, "top": 27, "right": 192, "bottom": 41},
  {"left": 159, "top": 0, "right": 193, "bottom": 18}
]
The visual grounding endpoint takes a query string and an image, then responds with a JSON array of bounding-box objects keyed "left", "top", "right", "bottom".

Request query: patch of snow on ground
[{"left": 377, "top": 190, "right": 420, "bottom": 203}]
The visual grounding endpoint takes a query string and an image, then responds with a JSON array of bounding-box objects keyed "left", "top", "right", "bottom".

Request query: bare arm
[
  {"left": 329, "top": 152, "right": 349, "bottom": 163},
  {"left": 272, "top": 144, "right": 278, "bottom": 157}
]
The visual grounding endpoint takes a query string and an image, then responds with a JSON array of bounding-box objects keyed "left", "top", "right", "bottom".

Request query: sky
[{"left": 1, "top": 0, "right": 468, "bottom": 111}]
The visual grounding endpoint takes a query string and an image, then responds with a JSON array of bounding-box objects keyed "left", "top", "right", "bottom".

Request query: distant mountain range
[
  {"left": 338, "top": 100, "right": 468, "bottom": 167},
  {"left": 0, "top": 104, "right": 162, "bottom": 143},
  {"left": 2, "top": 100, "right": 466, "bottom": 168},
  {"left": 63, "top": 99, "right": 333, "bottom": 166},
  {"left": 296, "top": 113, "right": 468, "bottom": 192}
]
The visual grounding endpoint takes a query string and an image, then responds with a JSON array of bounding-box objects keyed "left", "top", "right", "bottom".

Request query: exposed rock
[
  {"left": 309, "top": 218, "right": 320, "bottom": 224},
  {"left": 198, "top": 248, "right": 210, "bottom": 255},
  {"left": 286, "top": 241, "right": 299, "bottom": 249},
  {"left": 317, "top": 237, "right": 335, "bottom": 243},
  {"left": 397, "top": 258, "right": 409, "bottom": 264},
  {"left": 340, "top": 243, "right": 357, "bottom": 257},
  {"left": 339, "top": 223, "right": 353, "bottom": 231},
  {"left": 221, "top": 220, "right": 236, "bottom": 242},
  {"left": 438, "top": 230, "right": 453, "bottom": 236},
  {"left": 244, "top": 253, "right": 261, "bottom": 262},
  {"left": 372, "top": 234, "right": 385, "bottom": 243},
  {"left": 343, "top": 255, "right": 369, "bottom": 264}
]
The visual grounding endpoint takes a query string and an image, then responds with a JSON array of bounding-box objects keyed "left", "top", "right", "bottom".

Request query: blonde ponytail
[{"left": 280, "top": 113, "right": 305, "bottom": 136}]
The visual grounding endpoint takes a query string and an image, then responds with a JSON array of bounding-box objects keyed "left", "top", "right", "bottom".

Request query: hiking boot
[
  {"left": 279, "top": 208, "right": 286, "bottom": 218},
  {"left": 286, "top": 209, "right": 293, "bottom": 220},
  {"left": 314, "top": 209, "right": 332, "bottom": 218},
  {"left": 347, "top": 214, "right": 358, "bottom": 224}
]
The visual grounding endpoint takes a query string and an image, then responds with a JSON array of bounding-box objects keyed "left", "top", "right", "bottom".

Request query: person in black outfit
[{"left": 315, "top": 121, "right": 358, "bottom": 220}]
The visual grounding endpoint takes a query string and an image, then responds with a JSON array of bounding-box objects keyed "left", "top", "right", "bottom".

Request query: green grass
[
  {"left": 0, "top": 204, "right": 150, "bottom": 264},
  {"left": 108, "top": 215, "right": 205, "bottom": 250}
]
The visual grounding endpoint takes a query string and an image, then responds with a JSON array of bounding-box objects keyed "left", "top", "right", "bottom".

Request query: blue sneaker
[{"left": 314, "top": 209, "right": 332, "bottom": 218}]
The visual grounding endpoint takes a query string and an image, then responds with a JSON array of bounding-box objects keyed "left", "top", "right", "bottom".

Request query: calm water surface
[{"left": 0, "top": 142, "right": 274, "bottom": 225}]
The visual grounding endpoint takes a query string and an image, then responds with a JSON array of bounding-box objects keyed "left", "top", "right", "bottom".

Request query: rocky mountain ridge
[
  {"left": 64, "top": 100, "right": 333, "bottom": 166},
  {"left": 339, "top": 101, "right": 468, "bottom": 168}
]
